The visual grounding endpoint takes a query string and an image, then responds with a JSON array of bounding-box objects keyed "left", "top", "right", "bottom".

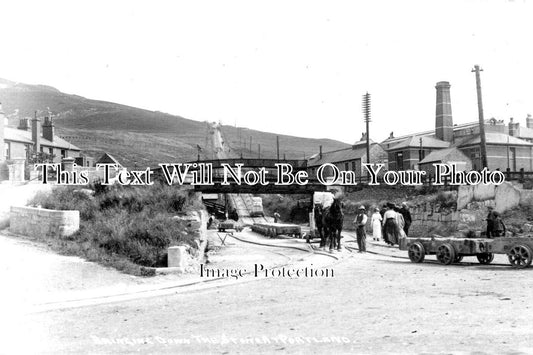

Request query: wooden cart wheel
[
  {"left": 476, "top": 252, "right": 494, "bottom": 265},
  {"left": 454, "top": 255, "right": 463, "bottom": 263},
  {"left": 408, "top": 242, "right": 425, "bottom": 263},
  {"left": 507, "top": 244, "right": 533, "bottom": 269},
  {"left": 436, "top": 243, "right": 456, "bottom": 265}
]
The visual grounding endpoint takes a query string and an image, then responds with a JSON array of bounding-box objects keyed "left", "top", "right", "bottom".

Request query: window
[
  {"left": 61, "top": 149, "right": 66, "bottom": 158},
  {"left": 351, "top": 161, "right": 356, "bottom": 172},
  {"left": 344, "top": 162, "right": 349, "bottom": 171},
  {"left": 49, "top": 147, "right": 53, "bottom": 155},
  {"left": 4, "top": 142, "right": 10, "bottom": 160}
]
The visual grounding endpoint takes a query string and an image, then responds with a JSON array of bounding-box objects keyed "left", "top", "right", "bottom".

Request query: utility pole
[
  {"left": 472, "top": 65, "right": 488, "bottom": 169},
  {"left": 362, "top": 92, "right": 371, "bottom": 166},
  {"left": 276, "top": 136, "right": 280, "bottom": 161}
]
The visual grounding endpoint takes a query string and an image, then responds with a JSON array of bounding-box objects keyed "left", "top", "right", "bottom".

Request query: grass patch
[{"left": 28, "top": 183, "right": 204, "bottom": 276}]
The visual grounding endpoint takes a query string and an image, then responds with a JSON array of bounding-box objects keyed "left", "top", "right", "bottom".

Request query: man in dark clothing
[
  {"left": 486, "top": 206, "right": 496, "bottom": 238},
  {"left": 354, "top": 206, "right": 368, "bottom": 252},
  {"left": 399, "top": 202, "right": 412, "bottom": 236},
  {"left": 493, "top": 211, "right": 506, "bottom": 237}
]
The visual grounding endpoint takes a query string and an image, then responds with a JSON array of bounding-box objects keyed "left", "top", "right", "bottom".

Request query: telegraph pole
[
  {"left": 276, "top": 136, "right": 280, "bottom": 161},
  {"left": 472, "top": 65, "right": 488, "bottom": 169},
  {"left": 362, "top": 92, "right": 371, "bottom": 165}
]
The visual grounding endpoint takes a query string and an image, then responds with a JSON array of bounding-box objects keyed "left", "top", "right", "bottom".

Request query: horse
[
  {"left": 323, "top": 198, "right": 344, "bottom": 251},
  {"left": 307, "top": 205, "right": 325, "bottom": 245}
]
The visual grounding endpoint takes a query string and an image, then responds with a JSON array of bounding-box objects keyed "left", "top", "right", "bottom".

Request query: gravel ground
[{"left": 2, "top": 229, "right": 533, "bottom": 355}]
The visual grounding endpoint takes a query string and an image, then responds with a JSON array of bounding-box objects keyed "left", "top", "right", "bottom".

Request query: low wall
[{"left": 10, "top": 206, "right": 79, "bottom": 238}]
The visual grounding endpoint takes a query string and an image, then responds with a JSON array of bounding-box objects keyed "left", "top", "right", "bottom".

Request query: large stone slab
[
  {"left": 457, "top": 186, "right": 474, "bottom": 210},
  {"left": 494, "top": 182, "right": 520, "bottom": 213}
]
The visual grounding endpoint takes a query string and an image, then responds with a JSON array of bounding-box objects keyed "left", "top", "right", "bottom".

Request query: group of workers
[
  {"left": 353, "top": 202, "right": 412, "bottom": 253},
  {"left": 354, "top": 202, "right": 507, "bottom": 253}
]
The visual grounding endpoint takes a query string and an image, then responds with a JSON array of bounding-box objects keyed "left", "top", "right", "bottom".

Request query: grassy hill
[{"left": 0, "top": 78, "right": 350, "bottom": 166}]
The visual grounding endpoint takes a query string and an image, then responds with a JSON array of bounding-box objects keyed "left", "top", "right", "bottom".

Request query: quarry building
[
  {"left": 382, "top": 81, "right": 533, "bottom": 174},
  {"left": 310, "top": 81, "right": 533, "bottom": 178}
]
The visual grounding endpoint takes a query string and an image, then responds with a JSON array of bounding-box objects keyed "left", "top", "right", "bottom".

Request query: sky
[{"left": 0, "top": 0, "right": 532, "bottom": 144}]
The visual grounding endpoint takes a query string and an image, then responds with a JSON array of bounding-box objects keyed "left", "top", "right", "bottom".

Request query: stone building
[
  {"left": 0, "top": 103, "right": 81, "bottom": 181},
  {"left": 381, "top": 81, "right": 533, "bottom": 174}
]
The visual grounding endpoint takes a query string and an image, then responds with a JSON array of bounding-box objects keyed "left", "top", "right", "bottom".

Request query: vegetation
[{"left": 28, "top": 183, "right": 203, "bottom": 276}]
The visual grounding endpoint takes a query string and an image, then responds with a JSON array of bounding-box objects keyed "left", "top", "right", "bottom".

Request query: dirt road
[{"left": 3, "top": 228, "right": 533, "bottom": 354}]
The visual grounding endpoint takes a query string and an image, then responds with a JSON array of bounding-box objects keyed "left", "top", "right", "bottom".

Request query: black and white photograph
[{"left": 1, "top": 1, "right": 533, "bottom": 354}]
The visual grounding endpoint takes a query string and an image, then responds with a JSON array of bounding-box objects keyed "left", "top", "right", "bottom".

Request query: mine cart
[
  {"left": 251, "top": 223, "right": 302, "bottom": 238},
  {"left": 218, "top": 220, "right": 243, "bottom": 232},
  {"left": 399, "top": 235, "right": 533, "bottom": 269}
]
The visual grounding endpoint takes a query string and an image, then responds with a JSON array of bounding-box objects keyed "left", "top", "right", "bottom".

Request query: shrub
[{"left": 26, "top": 184, "right": 202, "bottom": 275}]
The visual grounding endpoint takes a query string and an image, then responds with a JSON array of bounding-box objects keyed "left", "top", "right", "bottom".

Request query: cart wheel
[
  {"left": 436, "top": 243, "right": 456, "bottom": 265},
  {"left": 454, "top": 255, "right": 464, "bottom": 263},
  {"left": 408, "top": 242, "right": 425, "bottom": 263},
  {"left": 507, "top": 244, "right": 533, "bottom": 269},
  {"left": 477, "top": 252, "right": 494, "bottom": 265}
]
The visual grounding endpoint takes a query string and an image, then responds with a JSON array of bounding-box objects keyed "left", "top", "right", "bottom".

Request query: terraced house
[{"left": 0, "top": 102, "right": 81, "bottom": 181}]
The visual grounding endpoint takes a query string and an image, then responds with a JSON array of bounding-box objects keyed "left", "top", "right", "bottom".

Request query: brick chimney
[
  {"left": 32, "top": 112, "right": 41, "bottom": 152},
  {"left": 435, "top": 81, "right": 454, "bottom": 142},
  {"left": 508, "top": 117, "right": 519, "bottom": 137},
  {"left": 0, "top": 102, "right": 4, "bottom": 161},
  {"left": 42, "top": 115, "right": 54, "bottom": 141},
  {"left": 18, "top": 118, "right": 30, "bottom": 131},
  {"left": 527, "top": 114, "right": 533, "bottom": 129}
]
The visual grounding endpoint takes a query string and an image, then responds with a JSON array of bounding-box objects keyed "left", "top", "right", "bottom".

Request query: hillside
[{"left": 0, "top": 78, "right": 350, "bottom": 166}]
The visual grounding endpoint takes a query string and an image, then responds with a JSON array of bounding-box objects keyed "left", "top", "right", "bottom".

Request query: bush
[{"left": 27, "top": 184, "right": 202, "bottom": 275}]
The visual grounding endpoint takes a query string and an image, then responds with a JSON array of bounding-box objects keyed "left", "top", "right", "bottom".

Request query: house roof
[
  {"left": 96, "top": 152, "right": 122, "bottom": 167},
  {"left": 419, "top": 147, "right": 470, "bottom": 165},
  {"left": 307, "top": 142, "right": 381, "bottom": 167},
  {"left": 455, "top": 132, "right": 533, "bottom": 147},
  {"left": 381, "top": 119, "right": 501, "bottom": 147},
  {"left": 4, "top": 127, "right": 81, "bottom": 150},
  {"left": 388, "top": 135, "right": 450, "bottom": 150}
]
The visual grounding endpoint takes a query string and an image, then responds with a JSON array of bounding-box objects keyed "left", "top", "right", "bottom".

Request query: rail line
[{"left": 227, "top": 233, "right": 339, "bottom": 260}]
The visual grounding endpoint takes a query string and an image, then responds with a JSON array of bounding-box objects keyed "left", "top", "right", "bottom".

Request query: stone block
[
  {"left": 457, "top": 186, "right": 474, "bottom": 210},
  {"left": 473, "top": 184, "right": 496, "bottom": 201},
  {"left": 494, "top": 182, "right": 520, "bottom": 213},
  {"left": 168, "top": 245, "right": 187, "bottom": 268}
]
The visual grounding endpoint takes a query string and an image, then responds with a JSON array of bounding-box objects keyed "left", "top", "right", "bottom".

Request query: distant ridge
[{"left": 0, "top": 78, "right": 351, "bottom": 166}]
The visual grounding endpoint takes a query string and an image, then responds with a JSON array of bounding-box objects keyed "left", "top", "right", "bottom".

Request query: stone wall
[
  {"left": 10, "top": 206, "right": 79, "bottom": 238},
  {"left": 409, "top": 200, "right": 494, "bottom": 236},
  {"left": 166, "top": 209, "right": 208, "bottom": 271}
]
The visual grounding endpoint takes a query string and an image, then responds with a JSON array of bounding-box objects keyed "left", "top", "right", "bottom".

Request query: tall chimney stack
[
  {"left": 435, "top": 81, "right": 454, "bottom": 142},
  {"left": 0, "top": 102, "right": 4, "bottom": 161},
  {"left": 43, "top": 115, "right": 54, "bottom": 141},
  {"left": 32, "top": 111, "right": 41, "bottom": 153},
  {"left": 527, "top": 114, "right": 533, "bottom": 129},
  {"left": 319, "top": 145, "right": 323, "bottom": 159}
]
